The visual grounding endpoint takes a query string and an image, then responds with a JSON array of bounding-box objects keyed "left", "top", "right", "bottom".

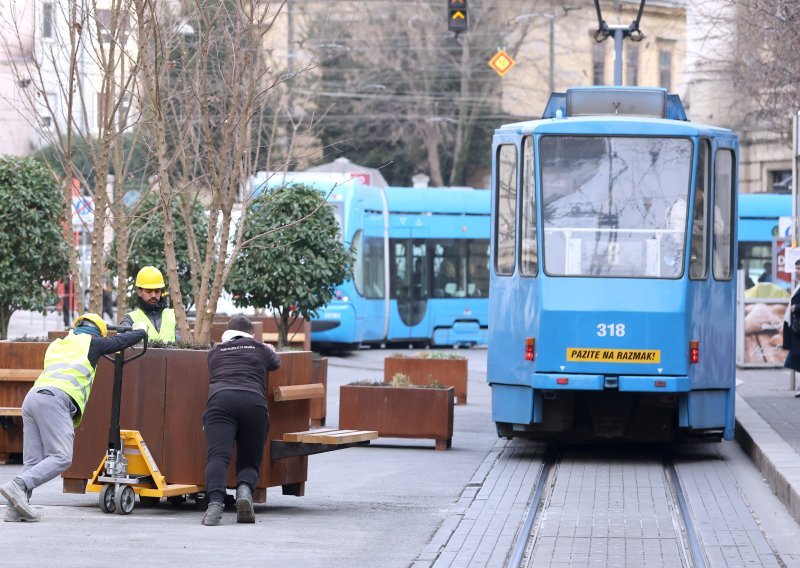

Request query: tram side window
[
  {"left": 468, "top": 240, "right": 490, "bottom": 297},
  {"left": 495, "top": 145, "right": 517, "bottom": 275},
  {"left": 713, "top": 149, "right": 735, "bottom": 280},
  {"left": 689, "top": 140, "right": 710, "bottom": 280},
  {"left": 352, "top": 230, "right": 385, "bottom": 299},
  {"left": 432, "top": 241, "right": 464, "bottom": 298},
  {"left": 520, "top": 136, "right": 538, "bottom": 276}
]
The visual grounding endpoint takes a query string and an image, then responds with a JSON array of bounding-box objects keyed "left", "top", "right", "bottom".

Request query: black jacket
[
  {"left": 783, "top": 286, "right": 800, "bottom": 356},
  {"left": 206, "top": 336, "right": 281, "bottom": 403}
]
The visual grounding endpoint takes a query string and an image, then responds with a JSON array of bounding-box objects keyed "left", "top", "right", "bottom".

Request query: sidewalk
[{"left": 736, "top": 365, "right": 800, "bottom": 524}]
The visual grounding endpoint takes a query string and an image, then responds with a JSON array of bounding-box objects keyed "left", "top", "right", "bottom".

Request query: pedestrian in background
[
  {"left": 102, "top": 283, "right": 115, "bottom": 321},
  {"left": 782, "top": 259, "right": 800, "bottom": 396},
  {"left": 201, "top": 316, "right": 280, "bottom": 526},
  {"left": 0, "top": 314, "right": 147, "bottom": 522}
]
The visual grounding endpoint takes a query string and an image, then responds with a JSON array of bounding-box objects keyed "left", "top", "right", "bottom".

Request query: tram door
[{"left": 389, "top": 231, "right": 431, "bottom": 341}]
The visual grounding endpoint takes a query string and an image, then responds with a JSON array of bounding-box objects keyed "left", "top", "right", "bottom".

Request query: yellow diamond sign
[{"left": 488, "top": 50, "right": 515, "bottom": 77}]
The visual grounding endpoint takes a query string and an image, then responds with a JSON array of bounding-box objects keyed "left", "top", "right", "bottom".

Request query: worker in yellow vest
[
  {"left": 121, "top": 266, "right": 179, "bottom": 342},
  {"left": 0, "top": 313, "right": 147, "bottom": 522}
]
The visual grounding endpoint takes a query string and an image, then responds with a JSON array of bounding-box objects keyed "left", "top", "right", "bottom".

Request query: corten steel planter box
[
  {"left": 209, "top": 321, "right": 264, "bottom": 344},
  {"left": 62, "top": 348, "right": 314, "bottom": 503},
  {"left": 0, "top": 342, "right": 49, "bottom": 460},
  {"left": 383, "top": 356, "right": 468, "bottom": 405},
  {"left": 339, "top": 385, "right": 454, "bottom": 451},
  {"left": 310, "top": 356, "right": 328, "bottom": 427}
]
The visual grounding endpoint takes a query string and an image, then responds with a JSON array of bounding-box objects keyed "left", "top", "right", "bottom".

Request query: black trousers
[{"left": 203, "top": 390, "right": 269, "bottom": 505}]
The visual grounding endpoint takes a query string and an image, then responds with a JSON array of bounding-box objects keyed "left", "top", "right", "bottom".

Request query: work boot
[
  {"left": 236, "top": 484, "right": 255, "bottom": 524},
  {"left": 0, "top": 479, "right": 40, "bottom": 522},
  {"left": 201, "top": 502, "right": 224, "bottom": 526}
]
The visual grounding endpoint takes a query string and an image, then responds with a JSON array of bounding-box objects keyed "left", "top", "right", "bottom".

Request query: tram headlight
[
  {"left": 689, "top": 340, "right": 699, "bottom": 364},
  {"left": 525, "top": 337, "right": 535, "bottom": 361}
]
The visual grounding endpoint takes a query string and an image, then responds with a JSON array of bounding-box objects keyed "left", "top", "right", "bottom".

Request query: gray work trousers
[{"left": 18, "top": 387, "right": 77, "bottom": 492}]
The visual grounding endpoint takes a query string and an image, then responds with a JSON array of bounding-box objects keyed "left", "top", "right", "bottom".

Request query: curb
[{"left": 735, "top": 393, "right": 800, "bottom": 525}]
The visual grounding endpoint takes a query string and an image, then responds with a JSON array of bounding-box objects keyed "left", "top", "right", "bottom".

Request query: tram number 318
[{"left": 596, "top": 323, "right": 626, "bottom": 337}]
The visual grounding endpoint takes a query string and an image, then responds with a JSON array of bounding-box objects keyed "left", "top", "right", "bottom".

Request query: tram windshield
[{"left": 540, "top": 136, "right": 692, "bottom": 278}]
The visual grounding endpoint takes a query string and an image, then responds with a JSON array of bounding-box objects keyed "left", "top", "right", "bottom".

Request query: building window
[
  {"left": 769, "top": 169, "right": 792, "bottom": 193},
  {"left": 97, "top": 9, "right": 129, "bottom": 43},
  {"left": 42, "top": 2, "right": 53, "bottom": 39},
  {"left": 659, "top": 50, "right": 672, "bottom": 91},
  {"left": 40, "top": 116, "right": 52, "bottom": 131},
  {"left": 592, "top": 41, "right": 605, "bottom": 85},
  {"left": 626, "top": 45, "right": 638, "bottom": 86}
]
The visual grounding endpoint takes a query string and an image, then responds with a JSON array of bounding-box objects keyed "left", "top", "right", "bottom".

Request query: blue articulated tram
[
  {"left": 488, "top": 86, "right": 739, "bottom": 442},
  {"left": 253, "top": 172, "right": 490, "bottom": 348}
]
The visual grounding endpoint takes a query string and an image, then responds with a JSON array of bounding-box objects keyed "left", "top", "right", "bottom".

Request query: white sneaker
[{"left": 0, "top": 480, "right": 40, "bottom": 521}]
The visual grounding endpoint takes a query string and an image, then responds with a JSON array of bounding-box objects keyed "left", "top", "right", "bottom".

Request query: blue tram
[
  {"left": 252, "top": 172, "right": 491, "bottom": 348},
  {"left": 488, "top": 87, "right": 738, "bottom": 442}
]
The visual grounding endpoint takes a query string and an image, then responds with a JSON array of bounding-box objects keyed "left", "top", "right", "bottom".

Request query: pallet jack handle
[{"left": 102, "top": 326, "right": 148, "bottom": 453}]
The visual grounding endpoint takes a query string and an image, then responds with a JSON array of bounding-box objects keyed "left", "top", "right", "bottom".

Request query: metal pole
[
  {"left": 613, "top": 28, "right": 623, "bottom": 86},
  {"left": 287, "top": 0, "right": 294, "bottom": 117},
  {"left": 792, "top": 111, "right": 799, "bottom": 392},
  {"left": 549, "top": 11, "right": 555, "bottom": 93}
]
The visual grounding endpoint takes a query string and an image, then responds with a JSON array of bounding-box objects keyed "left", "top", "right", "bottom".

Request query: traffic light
[{"left": 448, "top": 0, "right": 467, "bottom": 34}]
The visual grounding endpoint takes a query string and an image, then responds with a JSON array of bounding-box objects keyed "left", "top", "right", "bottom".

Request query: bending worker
[
  {"left": 201, "top": 316, "right": 280, "bottom": 526},
  {"left": 121, "top": 266, "right": 178, "bottom": 342},
  {"left": 0, "top": 314, "right": 147, "bottom": 522}
]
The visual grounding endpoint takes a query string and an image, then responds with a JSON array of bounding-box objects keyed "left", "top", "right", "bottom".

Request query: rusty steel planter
[
  {"left": 0, "top": 342, "right": 49, "bottom": 460},
  {"left": 310, "top": 356, "right": 328, "bottom": 428},
  {"left": 61, "top": 348, "right": 314, "bottom": 503},
  {"left": 338, "top": 385, "right": 454, "bottom": 451},
  {"left": 383, "top": 356, "right": 468, "bottom": 404}
]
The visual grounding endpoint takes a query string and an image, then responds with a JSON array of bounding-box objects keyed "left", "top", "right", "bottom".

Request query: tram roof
[
  {"left": 383, "top": 186, "right": 490, "bottom": 215},
  {"left": 496, "top": 87, "right": 735, "bottom": 139},
  {"left": 495, "top": 114, "right": 734, "bottom": 138}
]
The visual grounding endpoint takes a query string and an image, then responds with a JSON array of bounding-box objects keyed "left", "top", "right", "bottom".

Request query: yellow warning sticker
[{"left": 566, "top": 348, "right": 660, "bottom": 363}]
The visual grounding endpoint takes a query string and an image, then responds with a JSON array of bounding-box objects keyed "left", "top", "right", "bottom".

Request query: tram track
[{"left": 508, "top": 445, "right": 709, "bottom": 568}]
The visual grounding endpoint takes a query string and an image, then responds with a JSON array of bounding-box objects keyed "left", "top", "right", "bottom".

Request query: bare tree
[
  {"left": 1, "top": 0, "right": 148, "bottom": 319},
  {"left": 301, "top": 0, "right": 534, "bottom": 187},
  {"left": 134, "top": 0, "right": 324, "bottom": 344}
]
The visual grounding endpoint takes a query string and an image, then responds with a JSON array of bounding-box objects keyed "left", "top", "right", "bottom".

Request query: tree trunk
[
  {"left": 0, "top": 305, "right": 10, "bottom": 340},
  {"left": 278, "top": 311, "right": 290, "bottom": 351}
]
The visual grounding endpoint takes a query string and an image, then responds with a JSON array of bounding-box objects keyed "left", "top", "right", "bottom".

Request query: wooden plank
[
  {"left": 282, "top": 428, "right": 339, "bottom": 443},
  {"left": 0, "top": 407, "right": 22, "bottom": 417},
  {"left": 302, "top": 429, "right": 378, "bottom": 445},
  {"left": 273, "top": 383, "right": 324, "bottom": 402},
  {"left": 262, "top": 333, "right": 306, "bottom": 343},
  {"left": 299, "top": 429, "right": 358, "bottom": 443},
  {"left": 0, "top": 369, "right": 40, "bottom": 382}
]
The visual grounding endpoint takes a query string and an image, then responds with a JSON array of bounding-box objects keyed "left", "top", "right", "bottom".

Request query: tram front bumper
[{"left": 533, "top": 374, "right": 691, "bottom": 393}]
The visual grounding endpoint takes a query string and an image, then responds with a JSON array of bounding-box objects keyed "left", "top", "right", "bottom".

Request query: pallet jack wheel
[
  {"left": 139, "top": 496, "right": 160, "bottom": 508},
  {"left": 99, "top": 485, "right": 116, "bottom": 514},
  {"left": 114, "top": 485, "right": 135, "bottom": 515}
]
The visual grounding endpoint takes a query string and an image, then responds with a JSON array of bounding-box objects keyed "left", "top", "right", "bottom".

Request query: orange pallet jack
[{"left": 85, "top": 327, "right": 201, "bottom": 514}]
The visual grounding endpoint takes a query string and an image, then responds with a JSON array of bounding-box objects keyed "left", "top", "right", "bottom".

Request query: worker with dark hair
[
  {"left": 0, "top": 314, "right": 147, "bottom": 522},
  {"left": 201, "top": 316, "right": 280, "bottom": 526},
  {"left": 121, "top": 266, "right": 178, "bottom": 342}
]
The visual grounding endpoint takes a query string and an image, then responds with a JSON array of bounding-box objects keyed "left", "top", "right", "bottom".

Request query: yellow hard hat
[
  {"left": 135, "top": 266, "right": 165, "bottom": 289},
  {"left": 73, "top": 313, "right": 108, "bottom": 337}
]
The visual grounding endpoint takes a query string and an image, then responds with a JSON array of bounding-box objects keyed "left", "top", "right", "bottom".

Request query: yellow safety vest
[
  {"left": 127, "top": 308, "right": 176, "bottom": 342},
  {"left": 33, "top": 332, "right": 94, "bottom": 427}
]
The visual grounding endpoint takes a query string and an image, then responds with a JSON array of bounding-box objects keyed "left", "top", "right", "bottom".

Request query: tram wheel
[
  {"left": 99, "top": 485, "right": 116, "bottom": 514},
  {"left": 114, "top": 485, "right": 135, "bottom": 515}
]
